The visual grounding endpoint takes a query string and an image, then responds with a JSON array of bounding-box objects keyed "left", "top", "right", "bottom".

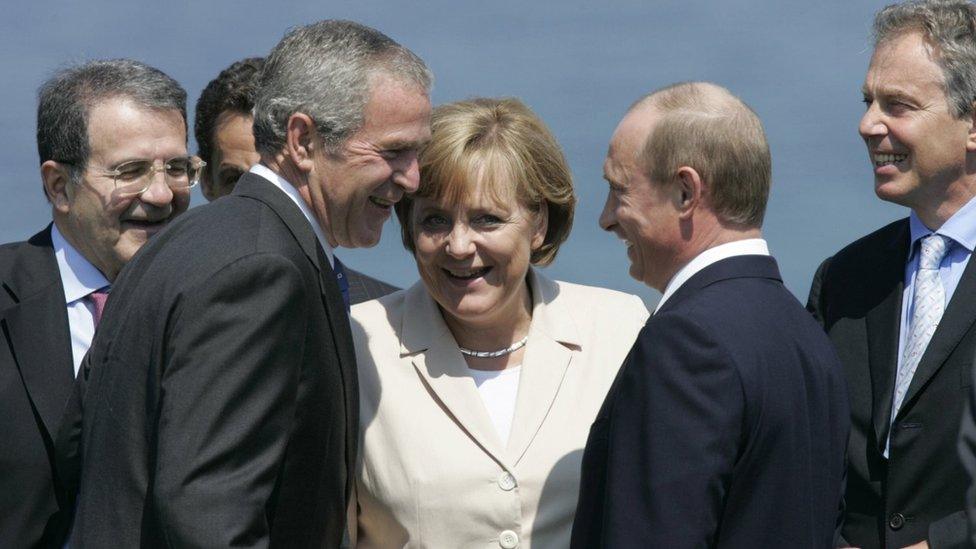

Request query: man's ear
[
  {"left": 284, "top": 112, "right": 318, "bottom": 172},
  {"left": 531, "top": 201, "right": 549, "bottom": 251},
  {"left": 41, "top": 160, "right": 73, "bottom": 213},
  {"left": 967, "top": 104, "right": 976, "bottom": 152},
  {"left": 674, "top": 166, "right": 703, "bottom": 219}
]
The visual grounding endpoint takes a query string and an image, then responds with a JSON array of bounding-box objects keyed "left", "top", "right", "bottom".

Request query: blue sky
[{"left": 0, "top": 0, "right": 900, "bottom": 306}]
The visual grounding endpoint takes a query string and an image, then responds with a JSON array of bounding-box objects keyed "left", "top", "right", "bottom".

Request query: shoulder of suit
[
  {"left": 350, "top": 287, "right": 408, "bottom": 324},
  {"left": 546, "top": 278, "right": 651, "bottom": 326},
  {"left": 828, "top": 217, "right": 907, "bottom": 264}
]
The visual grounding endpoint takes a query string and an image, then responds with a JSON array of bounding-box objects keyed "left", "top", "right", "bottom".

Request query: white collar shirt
[
  {"left": 51, "top": 223, "right": 110, "bottom": 376},
  {"left": 654, "top": 238, "right": 771, "bottom": 314}
]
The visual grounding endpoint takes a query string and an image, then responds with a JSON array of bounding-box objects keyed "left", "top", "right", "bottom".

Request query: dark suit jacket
[
  {"left": 572, "top": 255, "right": 850, "bottom": 548},
  {"left": 60, "top": 172, "right": 358, "bottom": 547},
  {"left": 0, "top": 228, "right": 74, "bottom": 547},
  {"left": 808, "top": 218, "right": 972, "bottom": 549},
  {"left": 959, "top": 368, "right": 976, "bottom": 548},
  {"left": 345, "top": 267, "right": 397, "bottom": 305}
]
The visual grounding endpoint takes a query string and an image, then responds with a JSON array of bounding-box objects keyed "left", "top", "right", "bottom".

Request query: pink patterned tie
[{"left": 87, "top": 288, "right": 110, "bottom": 328}]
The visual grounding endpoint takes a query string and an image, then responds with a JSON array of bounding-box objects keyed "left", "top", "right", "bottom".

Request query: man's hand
[{"left": 900, "top": 542, "right": 928, "bottom": 549}]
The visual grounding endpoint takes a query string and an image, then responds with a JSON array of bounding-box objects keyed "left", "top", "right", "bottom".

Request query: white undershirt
[
  {"left": 467, "top": 365, "right": 522, "bottom": 444},
  {"left": 51, "top": 224, "right": 110, "bottom": 377}
]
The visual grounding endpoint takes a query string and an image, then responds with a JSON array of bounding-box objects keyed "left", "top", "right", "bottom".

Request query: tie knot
[
  {"left": 87, "top": 287, "right": 110, "bottom": 327},
  {"left": 919, "top": 234, "right": 949, "bottom": 271}
]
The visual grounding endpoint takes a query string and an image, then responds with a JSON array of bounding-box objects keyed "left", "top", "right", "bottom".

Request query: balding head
[{"left": 624, "top": 82, "right": 771, "bottom": 228}]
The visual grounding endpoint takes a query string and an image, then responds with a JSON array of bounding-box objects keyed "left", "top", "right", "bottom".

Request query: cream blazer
[{"left": 349, "top": 269, "right": 648, "bottom": 549}]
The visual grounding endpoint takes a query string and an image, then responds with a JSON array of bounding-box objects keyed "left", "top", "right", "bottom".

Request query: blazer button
[
  {"left": 498, "top": 472, "right": 517, "bottom": 491},
  {"left": 889, "top": 513, "right": 905, "bottom": 530},
  {"left": 499, "top": 530, "right": 519, "bottom": 548}
]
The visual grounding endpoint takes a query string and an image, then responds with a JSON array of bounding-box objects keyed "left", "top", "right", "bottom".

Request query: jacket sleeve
[{"left": 151, "top": 253, "right": 309, "bottom": 548}]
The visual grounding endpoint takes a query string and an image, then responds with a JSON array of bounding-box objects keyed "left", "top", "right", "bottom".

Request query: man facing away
[
  {"left": 808, "top": 1, "right": 976, "bottom": 547},
  {"left": 60, "top": 20, "right": 432, "bottom": 547},
  {"left": 571, "top": 82, "right": 850, "bottom": 548},
  {"left": 0, "top": 60, "right": 192, "bottom": 547},
  {"left": 194, "top": 56, "right": 399, "bottom": 304}
]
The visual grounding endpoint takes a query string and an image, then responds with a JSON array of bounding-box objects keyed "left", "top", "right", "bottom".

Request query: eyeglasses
[
  {"left": 59, "top": 156, "right": 207, "bottom": 197},
  {"left": 98, "top": 156, "right": 207, "bottom": 197}
]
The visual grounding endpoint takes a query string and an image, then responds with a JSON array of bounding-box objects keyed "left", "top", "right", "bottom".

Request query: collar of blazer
[
  {"left": 656, "top": 254, "right": 782, "bottom": 316},
  {"left": 0, "top": 225, "right": 75, "bottom": 440},
  {"left": 398, "top": 268, "right": 582, "bottom": 467},
  {"left": 233, "top": 171, "right": 330, "bottom": 276}
]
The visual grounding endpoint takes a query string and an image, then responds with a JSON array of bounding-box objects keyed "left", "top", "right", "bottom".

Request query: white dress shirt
[
  {"left": 250, "top": 164, "right": 334, "bottom": 268},
  {"left": 51, "top": 224, "right": 110, "bottom": 377},
  {"left": 655, "top": 238, "right": 771, "bottom": 314}
]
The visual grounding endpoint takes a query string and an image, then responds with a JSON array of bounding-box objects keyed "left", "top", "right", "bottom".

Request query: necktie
[
  {"left": 86, "top": 287, "right": 111, "bottom": 328},
  {"left": 333, "top": 256, "right": 350, "bottom": 312},
  {"left": 890, "top": 233, "right": 949, "bottom": 434}
]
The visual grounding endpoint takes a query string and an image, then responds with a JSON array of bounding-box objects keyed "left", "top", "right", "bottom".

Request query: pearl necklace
[{"left": 458, "top": 335, "right": 529, "bottom": 358}]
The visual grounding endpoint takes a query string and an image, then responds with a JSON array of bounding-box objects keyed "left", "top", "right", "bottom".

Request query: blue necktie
[{"left": 333, "top": 256, "right": 350, "bottom": 312}]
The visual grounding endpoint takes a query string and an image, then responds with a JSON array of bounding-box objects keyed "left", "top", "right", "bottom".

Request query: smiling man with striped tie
[{"left": 807, "top": 2, "right": 976, "bottom": 547}]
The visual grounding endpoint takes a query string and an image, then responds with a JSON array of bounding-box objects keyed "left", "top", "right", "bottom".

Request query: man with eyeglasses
[
  {"left": 58, "top": 21, "right": 431, "bottom": 547},
  {"left": 0, "top": 59, "right": 193, "bottom": 547}
]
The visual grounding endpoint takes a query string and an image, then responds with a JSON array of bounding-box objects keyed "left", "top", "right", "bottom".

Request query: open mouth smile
[
  {"left": 443, "top": 267, "right": 491, "bottom": 280},
  {"left": 874, "top": 153, "right": 908, "bottom": 167}
]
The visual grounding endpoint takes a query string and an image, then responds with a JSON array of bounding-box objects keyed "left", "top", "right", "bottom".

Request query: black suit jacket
[
  {"left": 60, "top": 172, "right": 358, "bottom": 547},
  {"left": 344, "top": 267, "right": 397, "bottom": 305},
  {"left": 572, "top": 255, "right": 850, "bottom": 548},
  {"left": 0, "top": 228, "right": 74, "bottom": 547},
  {"left": 808, "top": 218, "right": 972, "bottom": 549}
]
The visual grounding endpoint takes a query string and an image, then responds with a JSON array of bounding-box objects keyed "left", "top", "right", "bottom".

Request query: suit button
[
  {"left": 498, "top": 472, "right": 517, "bottom": 491},
  {"left": 889, "top": 513, "right": 905, "bottom": 530},
  {"left": 499, "top": 530, "right": 519, "bottom": 548}
]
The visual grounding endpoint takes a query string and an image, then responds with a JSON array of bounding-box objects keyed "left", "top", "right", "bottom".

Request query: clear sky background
[{"left": 0, "top": 0, "right": 902, "bottom": 307}]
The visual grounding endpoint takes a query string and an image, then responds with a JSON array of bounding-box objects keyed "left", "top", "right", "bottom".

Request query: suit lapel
[
  {"left": 0, "top": 228, "right": 74, "bottom": 439},
  {"left": 899, "top": 243, "right": 976, "bottom": 416},
  {"left": 864, "top": 224, "right": 909, "bottom": 447},
  {"left": 505, "top": 270, "right": 577, "bottom": 466},
  {"left": 400, "top": 283, "right": 510, "bottom": 465}
]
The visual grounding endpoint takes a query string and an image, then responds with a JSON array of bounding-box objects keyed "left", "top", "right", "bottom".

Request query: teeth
[
  {"left": 445, "top": 267, "right": 490, "bottom": 279},
  {"left": 369, "top": 196, "right": 393, "bottom": 207},
  {"left": 874, "top": 153, "right": 908, "bottom": 166}
]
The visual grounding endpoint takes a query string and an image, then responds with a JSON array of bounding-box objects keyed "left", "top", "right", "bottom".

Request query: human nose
[
  {"left": 598, "top": 192, "right": 617, "bottom": 232},
  {"left": 445, "top": 222, "right": 475, "bottom": 258},
  {"left": 393, "top": 152, "right": 421, "bottom": 194},
  {"left": 138, "top": 170, "right": 176, "bottom": 206},
  {"left": 859, "top": 101, "right": 887, "bottom": 141}
]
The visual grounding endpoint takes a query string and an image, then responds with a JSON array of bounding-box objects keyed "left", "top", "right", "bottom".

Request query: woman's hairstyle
[{"left": 395, "top": 97, "right": 576, "bottom": 265}]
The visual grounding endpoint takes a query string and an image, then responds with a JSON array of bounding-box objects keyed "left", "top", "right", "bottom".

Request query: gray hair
[
  {"left": 253, "top": 19, "right": 432, "bottom": 157},
  {"left": 874, "top": 0, "right": 976, "bottom": 117},
  {"left": 36, "top": 59, "right": 187, "bottom": 182}
]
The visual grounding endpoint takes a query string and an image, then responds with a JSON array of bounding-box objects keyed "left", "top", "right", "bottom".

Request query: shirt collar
[
  {"left": 250, "top": 164, "right": 334, "bottom": 267},
  {"left": 654, "top": 238, "right": 770, "bottom": 314},
  {"left": 51, "top": 223, "right": 110, "bottom": 304},
  {"left": 908, "top": 195, "right": 976, "bottom": 255}
]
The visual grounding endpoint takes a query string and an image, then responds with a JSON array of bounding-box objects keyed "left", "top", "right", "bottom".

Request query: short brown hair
[
  {"left": 873, "top": 0, "right": 976, "bottom": 118},
  {"left": 395, "top": 97, "right": 576, "bottom": 265},
  {"left": 635, "top": 82, "right": 771, "bottom": 228}
]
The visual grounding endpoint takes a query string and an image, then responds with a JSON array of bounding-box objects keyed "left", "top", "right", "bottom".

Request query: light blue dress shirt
[{"left": 891, "top": 196, "right": 976, "bottom": 457}]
